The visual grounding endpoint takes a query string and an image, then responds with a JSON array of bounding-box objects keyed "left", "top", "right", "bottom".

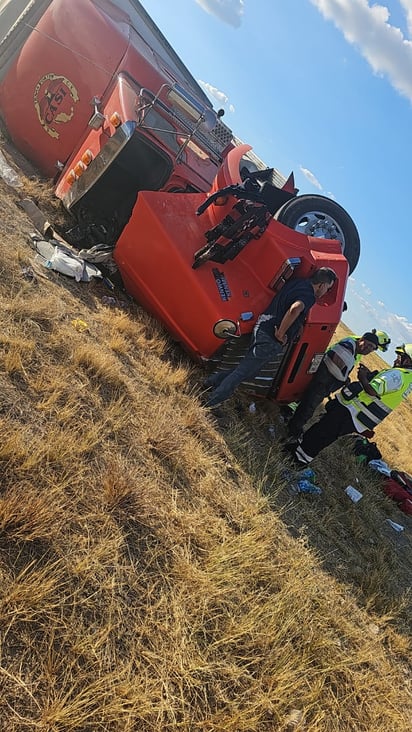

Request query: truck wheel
[{"left": 274, "top": 194, "right": 360, "bottom": 274}]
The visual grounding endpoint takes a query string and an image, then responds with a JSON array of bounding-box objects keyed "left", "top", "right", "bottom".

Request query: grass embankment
[{"left": 0, "top": 172, "right": 411, "bottom": 731}]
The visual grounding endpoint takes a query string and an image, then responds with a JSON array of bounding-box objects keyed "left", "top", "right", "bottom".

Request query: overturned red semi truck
[{"left": 0, "top": 0, "right": 360, "bottom": 403}]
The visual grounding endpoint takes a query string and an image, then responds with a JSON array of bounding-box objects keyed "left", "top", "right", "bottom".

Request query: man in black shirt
[{"left": 205, "top": 267, "right": 337, "bottom": 408}]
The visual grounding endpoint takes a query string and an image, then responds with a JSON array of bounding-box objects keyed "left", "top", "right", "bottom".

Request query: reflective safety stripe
[
  {"left": 338, "top": 393, "right": 392, "bottom": 431},
  {"left": 295, "top": 444, "right": 314, "bottom": 464},
  {"left": 325, "top": 338, "right": 356, "bottom": 381}
]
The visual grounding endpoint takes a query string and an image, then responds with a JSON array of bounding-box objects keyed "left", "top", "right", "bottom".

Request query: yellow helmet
[
  {"left": 395, "top": 343, "right": 412, "bottom": 360},
  {"left": 372, "top": 329, "right": 391, "bottom": 352}
]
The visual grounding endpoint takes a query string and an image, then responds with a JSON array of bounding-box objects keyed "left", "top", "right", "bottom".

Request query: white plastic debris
[
  {"left": 368, "top": 459, "right": 391, "bottom": 476},
  {"left": 33, "top": 239, "right": 102, "bottom": 282},
  {"left": 345, "top": 485, "right": 363, "bottom": 503},
  {"left": 386, "top": 519, "right": 404, "bottom": 532},
  {"left": 46, "top": 247, "right": 85, "bottom": 281},
  {"left": 248, "top": 402, "right": 256, "bottom": 414},
  {"left": 0, "top": 151, "right": 22, "bottom": 188}
]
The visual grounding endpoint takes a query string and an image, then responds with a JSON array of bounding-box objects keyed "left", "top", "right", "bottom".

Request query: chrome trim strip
[{"left": 62, "top": 120, "right": 136, "bottom": 210}]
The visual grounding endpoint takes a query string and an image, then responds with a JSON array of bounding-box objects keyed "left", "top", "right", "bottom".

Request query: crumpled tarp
[{"left": 31, "top": 236, "right": 102, "bottom": 282}]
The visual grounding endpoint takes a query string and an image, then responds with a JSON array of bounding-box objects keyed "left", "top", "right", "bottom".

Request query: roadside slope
[{"left": 0, "top": 175, "right": 411, "bottom": 731}]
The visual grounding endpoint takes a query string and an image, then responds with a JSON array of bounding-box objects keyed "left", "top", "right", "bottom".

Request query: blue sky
[{"left": 140, "top": 0, "right": 412, "bottom": 363}]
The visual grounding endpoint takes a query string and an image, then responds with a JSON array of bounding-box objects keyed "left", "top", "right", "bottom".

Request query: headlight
[{"left": 213, "top": 319, "right": 238, "bottom": 339}]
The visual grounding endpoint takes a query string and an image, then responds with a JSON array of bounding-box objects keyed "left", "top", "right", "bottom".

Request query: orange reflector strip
[
  {"left": 81, "top": 149, "right": 93, "bottom": 165},
  {"left": 73, "top": 160, "right": 87, "bottom": 177},
  {"left": 109, "top": 112, "right": 122, "bottom": 127},
  {"left": 66, "top": 170, "right": 77, "bottom": 185}
]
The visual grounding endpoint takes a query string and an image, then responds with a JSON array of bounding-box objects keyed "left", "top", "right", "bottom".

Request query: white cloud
[
  {"left": 400, "top": 0, "right": 412, "bottom": 36},
  {"left": 299, "top": 165, "right": 322, "bottom": 189},
  {"left": 345, "top": 278, "right": 412, "bottom": 362},
  {"left": 310, "top": 0, "right": 412, "bottom": 102},
  {"left": 358, "top": 294, "right": 376, "bottom": 315},
  {"left": 299, "top": 166, "right": 335, "bottom": 198},
  {"left": 195, "top": 0, "right": 244, "bottom": 28},
  {"left": 198, "top": 80, "right": 235, "bottom": 111},
  {"left": 392, "top": 313, "right": 412, "bottom": 332}
]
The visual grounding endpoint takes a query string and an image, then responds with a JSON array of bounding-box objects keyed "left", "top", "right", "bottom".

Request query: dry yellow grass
[{"left": 0, "top": 153, "right": 411, "bottom": 731}]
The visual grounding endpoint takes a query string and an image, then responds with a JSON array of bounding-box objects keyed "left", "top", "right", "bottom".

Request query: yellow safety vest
[{"left": 337, "top": 367, "right": 412, "bottom": 432}]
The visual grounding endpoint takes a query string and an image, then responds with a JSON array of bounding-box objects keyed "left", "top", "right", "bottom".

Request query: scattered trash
[
  {"left": 285, "top": 468, "right": 322, "bottom": 495},
  {"left": 101, "top": 295, "right": 128, "bottom": 308},
  {"left": 77, "top": 243, "right": 117, "bottom": 272},
  {"left": 294, "top": 478, "right": 322, "bottom": 495},
  {"left": 0, "top": 150, "right": 22, "bottom": 188},
  {"left": 71, "top": 319, "right": 89, "bottom": 332},
  {"left": 248, "top": 401, "right": 256, "bottom": 414},
  {"left": 46, "top": 247, "right": 85, "bottom": 281},
  {"left": 282, "top": 466, "right": 314, "bottom": 482},
  {"left": 30, "top": 237, "right": 102, "bottom": 282},
  {"left": 101, "top": 296, "right": 117, "bottom": 306},
  {"left": 20, "top": 265, "right": 37, "bottom": 283},
  {"left": 267, "top": 424, "right": 276, "bottom": 438},
  {"left": 345, "top": 485, "right": 363, "bottom": 503},
  {"left": 386, "top": 519, "right": 405, "bottom": 533},
  {"left": 368, "top": 458, "right": 391, "bottom": 476},
  {"left": 103, "top": 277, "right": 116, "bottom": 291},
  {"left": 297, "top": 467, "right": 315, "bottom": 481}
]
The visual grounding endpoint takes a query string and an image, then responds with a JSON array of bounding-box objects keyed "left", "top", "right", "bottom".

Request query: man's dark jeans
[{"left": 206, "top": 329, "right": 283, "bottom": 407}]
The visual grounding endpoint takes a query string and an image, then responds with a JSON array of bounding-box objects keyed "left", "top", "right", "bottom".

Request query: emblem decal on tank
[{"left": 34, "top": 74, "right": 79, "bottom": 139}]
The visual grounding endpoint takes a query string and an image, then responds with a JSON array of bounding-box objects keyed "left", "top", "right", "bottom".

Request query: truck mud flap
[{"left": 209, "top": 334, "right": 287, "bottom": 399}]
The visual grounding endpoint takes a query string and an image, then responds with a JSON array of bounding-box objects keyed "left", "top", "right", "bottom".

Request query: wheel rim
[{"left": 291, "top": 210, "right": 346, "bottom": 251}]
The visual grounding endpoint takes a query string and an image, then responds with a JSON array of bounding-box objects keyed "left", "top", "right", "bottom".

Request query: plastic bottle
[
  {"left": 296, "top": 468, "right": 316, "bottom": 482},
  {"left": 296, "top": 479, "right": 322, "bottom": 495}
]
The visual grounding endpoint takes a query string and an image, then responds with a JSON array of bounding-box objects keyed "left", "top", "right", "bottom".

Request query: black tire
[{"left": 274, "top": 194, "right": 360, "bottom": 274}]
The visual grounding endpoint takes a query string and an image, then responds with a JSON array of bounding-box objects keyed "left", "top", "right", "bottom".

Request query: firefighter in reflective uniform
[
  {"left": 287, "top": 331, "right": 380, "bottom": 439},
  {"left": 293, "top": 344, "right": 412, "bottom": 465}
]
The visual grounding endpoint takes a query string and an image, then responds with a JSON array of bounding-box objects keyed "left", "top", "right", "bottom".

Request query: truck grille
[
  {"left": 195, "top": 117, "right": 233, "bottom": 157},
  {"left": 210, "top": 119, "right": 233, "bottom": 149}
]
